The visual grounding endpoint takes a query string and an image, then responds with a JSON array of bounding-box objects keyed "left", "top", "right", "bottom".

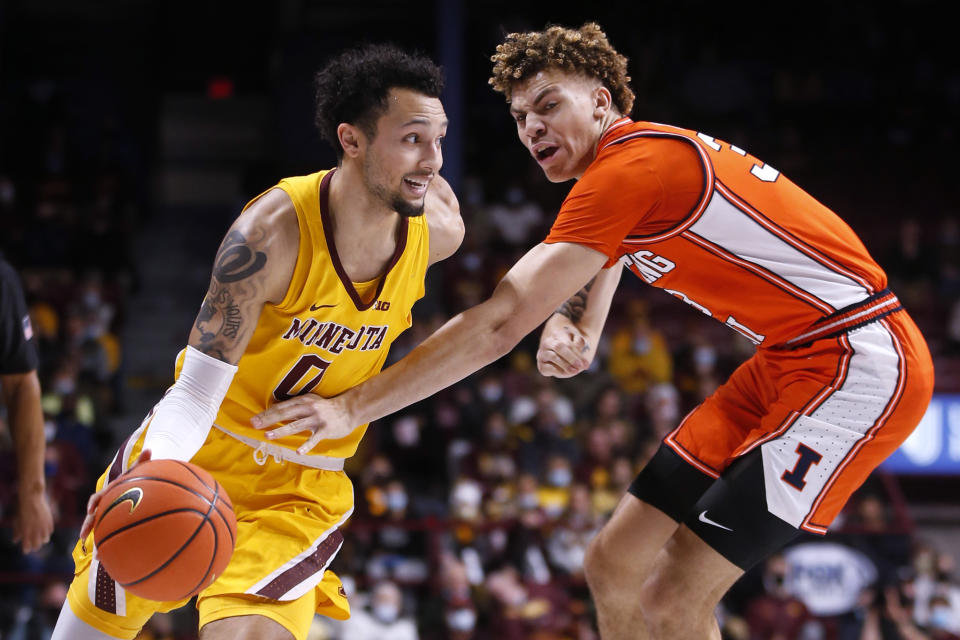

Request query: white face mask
[
  {"left": 548, "top": 468, "right": 572, "bottom": 487},
  {"left": 387, "top": 491, "right": 408, "bottom": 512},
  {"left": 930, "top": 606, "right": 953, "bottom": 630},
  {"left": 518, "top": 492, "right": 539, "bottom": 509},
  {"left": 480, "top": 383, "right": 503, "bottom": 403},
  {"left": 446, "top": 607, "right": 477, "bottom": 631},
  {"left": 373, "top": 602, "right": 399, "bottom": 623}
]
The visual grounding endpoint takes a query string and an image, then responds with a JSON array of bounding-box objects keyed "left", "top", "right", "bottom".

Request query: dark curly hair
[
  {"left": 314, "top": 44, "right": 445, "bottom": 159},
  {"left": 489, "top": 22, "right": 635, "bottom": 115}
]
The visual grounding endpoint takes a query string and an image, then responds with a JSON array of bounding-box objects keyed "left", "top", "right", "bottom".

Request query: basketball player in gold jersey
[{"left": 50, "top": 44, "right": 463, "bottom": 640}]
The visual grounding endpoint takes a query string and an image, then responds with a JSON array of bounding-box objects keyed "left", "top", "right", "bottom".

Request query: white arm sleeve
[{"left": 142, "top": 345, "right": 238, "bottom": 461}]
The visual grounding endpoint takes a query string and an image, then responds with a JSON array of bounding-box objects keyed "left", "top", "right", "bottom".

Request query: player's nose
[
  {"left": 421, "top": 141, "right": 442, "bottom": 172},
  {"left": 523, "top": 114, "right": 547, "bottom": 139}
]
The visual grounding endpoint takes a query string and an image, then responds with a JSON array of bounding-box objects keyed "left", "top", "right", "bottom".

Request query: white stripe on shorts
[
  {"left": 761, "top": 321, "right": 903, "bottom": 529},
  {"left": 244, "top": 505, "right": 354, "bottom": 601}
]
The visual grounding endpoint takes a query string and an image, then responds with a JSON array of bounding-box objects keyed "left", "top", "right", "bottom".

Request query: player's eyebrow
[
  {"left": 510, "top": 87, "right": 559, "bottom": 116},
  {"left": 401, "top": 117, "right": 448, "bottom": 128}
]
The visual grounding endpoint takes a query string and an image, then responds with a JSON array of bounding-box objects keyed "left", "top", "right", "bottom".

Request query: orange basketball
[{"left": 93, "top": 459, "right": 237, "bottom": 601}]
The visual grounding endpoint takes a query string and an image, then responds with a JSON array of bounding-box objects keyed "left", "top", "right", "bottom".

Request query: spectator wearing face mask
[
  {"left": 484, "top": 564, "right": 572, "bottom": 640},
  {"left": 915, "top": 550, "right": 960, "bottom": 635},
  {"left": 537, "top": 454, "right": 575, "bottom": 521},
  {"left": 365, "top": 479, "right": 427, "bottom": 583},
  {"left": 547, "top": 483, "right": 601, "bottom": 580},
  {"left": 927, "top": 595, "right": 960, "bottom": 639},
  {"left": 436, "top": 553, "right": 478, "bottom": 639},
  {"left": 486, "top": 183, "right": 545, "bottom": 251},
  {"left": 607, "top": 300, "right": 672, "bottom": 395},
  {"left": 340, "top": 580, "right": 418, "bottom": 640},
  {"left": 743, "top": 553, "right": 824, "bottom": 640}
]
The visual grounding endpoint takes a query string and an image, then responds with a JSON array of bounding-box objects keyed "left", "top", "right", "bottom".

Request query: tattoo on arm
[
  {"left": 213, "top": 230, "right": 267, "bottom": 282},
  {"left": 556, "top": 277, "right": 596, "bottom": 324},
  {"left": 193, "top": 229, "right": 269, "bottom": 361}
]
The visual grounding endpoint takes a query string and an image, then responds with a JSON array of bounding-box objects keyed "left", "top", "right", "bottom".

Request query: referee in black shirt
[{"left": 1, "top": 253, "right": 53, "bottom": 552}]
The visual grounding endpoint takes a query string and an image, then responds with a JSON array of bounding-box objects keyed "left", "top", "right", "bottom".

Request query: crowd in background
[
  {"left": 2, "top": 158, "right": 959, "bottom": 638},
  {"left": 2, "top": 6, "right": 960, "bottom": 638}
]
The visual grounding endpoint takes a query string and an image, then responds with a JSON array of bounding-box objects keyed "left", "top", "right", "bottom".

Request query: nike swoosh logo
[
  {"left": 107, "top": 487, "right": 144, "bottom": 514},
  {"left": 310, "top": 303, "right": 336, "bottom": 311},
  {"left": 698, "top": 510, "right": 733, "bottom": 532}
]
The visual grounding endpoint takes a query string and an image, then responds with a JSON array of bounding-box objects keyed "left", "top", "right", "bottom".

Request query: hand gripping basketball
[{"left": 90, "top": 455, "right": 237, "bottom": 601}]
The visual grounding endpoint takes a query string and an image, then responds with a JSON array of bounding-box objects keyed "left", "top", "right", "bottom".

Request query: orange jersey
[{"left": 546, "top": 118, "right": 894, "bottom": 347}]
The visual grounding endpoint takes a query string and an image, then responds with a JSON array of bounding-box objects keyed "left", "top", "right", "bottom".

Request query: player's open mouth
[
  {"left": 533, "top": 145, "right": 559, "bottom": 163},
  {"left": 403, "top": 176, "right": 430, "bottom": 194}
]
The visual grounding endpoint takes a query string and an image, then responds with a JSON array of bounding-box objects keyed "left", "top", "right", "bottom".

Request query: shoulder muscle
[{"left": 424, "top": 175, "right": 464, "bottom": 265}]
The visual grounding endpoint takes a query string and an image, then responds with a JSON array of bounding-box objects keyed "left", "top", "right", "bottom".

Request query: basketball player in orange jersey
[
  {"left": 50, "top": 44, "right": 462, "bottom": 640},
  {"left": 253, "top": 23, "right": 935, "bottom": 639}
]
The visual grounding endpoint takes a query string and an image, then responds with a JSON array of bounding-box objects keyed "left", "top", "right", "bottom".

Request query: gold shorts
[{"left": 65, "top": 424, "right": 353, "bottom": 640}]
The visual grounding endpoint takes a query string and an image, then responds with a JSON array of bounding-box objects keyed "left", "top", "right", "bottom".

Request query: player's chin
[
  {"left": 541, "top": 165, "right": 574, "bottom": 183},
  {"left": 393, "top": 195, "right": 427, "bottom": 218}
]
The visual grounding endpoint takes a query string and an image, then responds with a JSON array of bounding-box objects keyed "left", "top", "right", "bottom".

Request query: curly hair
[
  {"left": 314, "top": 44, "right": 444, "bottom": 159},
  {"left": 489, "top": 22, "right": 634, "bottom": 115}
]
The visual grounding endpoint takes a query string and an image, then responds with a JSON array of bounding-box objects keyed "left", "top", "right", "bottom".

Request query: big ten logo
[
  {"left": 662, "top": 288, "right": 766, "bottom": 345},
  {"left": 619, "top": 250, "right": 675, "bottom": 284},
  {"left": 373, "top": 300, "right": 391, "bottom": 311}
]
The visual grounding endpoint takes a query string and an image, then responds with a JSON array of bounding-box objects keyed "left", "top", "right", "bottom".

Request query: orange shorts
[{"left": 664, "top": 312, "right": 933, "bottom": 533}]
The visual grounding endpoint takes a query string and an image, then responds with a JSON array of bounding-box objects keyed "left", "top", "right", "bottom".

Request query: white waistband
[{"left": 213, "top": 424, "right": 345, "bottom": 471}]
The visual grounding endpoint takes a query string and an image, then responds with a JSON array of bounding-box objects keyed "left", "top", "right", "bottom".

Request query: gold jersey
[{"left": 178, "top": 169, "right": 429, "bottom": 459}]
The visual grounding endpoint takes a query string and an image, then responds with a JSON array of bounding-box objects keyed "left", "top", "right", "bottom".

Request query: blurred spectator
[
  {"left": 484, "top": 564, "right": 572, "bottom": 640},
  {"left": 340, "top": 580, "right": 419, "bottom": 640},
  {"left": 546, "top": 483, "right": 601, "bottom": 579},
  {"left": 485, "top": 183, "right": 545, "bottom": 251},
  {"left": 936, "top": 216, "right": 960, "bottom": 298},
  {"left": 744, "top": 554, "right": 825, "bottom": 640},
  {"left": 588, "top": 455, "right": 634, "bottom": 517},
  {"left": 537, "top": 454, "right": 575, "bottom": 520},
  {"left": 135, "top": 612, "right": 177, "bottom": 640},
  {"left": 914, "top": 548, "right": 960, "bottom": 634},
  {"left": 884, "top": 218, "right": 938, "bottom": 308},
  {"left": 5, "top": 580, "right": 66, "bottom": 640},
  {"left": 515, "top": 385, "right": 577, "bottom": 476},
  {"left": 607, "top": 300, "right": 673, "bottom": 395},
  {"left": 839, "top": 492, "right": 912, "bottom": 587},
  {"left": 947, "top": 301, "right": 960, "bottom": 356},
  {"left": 437, "top": 553, "right": 478, "bottom": 639},
  {"left": 357, "top": 453, "right": 394, "bottom": 519},
  {"left": 575, "top": 424, "right": 615, "bottom": 486},
  {"left": 592, "top": 385, "right": 626, "bottom": 426},
  {"left": 459, "top": 411, "right": 517, "bottom": 492},
  {"left": 644, "top": 382, "right": 682, "bottom": 439},
  {"left": 845, "top": 581, "right": 954, "bottom": 640},
  {"left": 365, "top": 479, "right": 428, "bottom": 583}
]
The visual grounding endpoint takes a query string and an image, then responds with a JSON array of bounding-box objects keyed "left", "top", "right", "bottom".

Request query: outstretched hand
[
  {"left": 80, "top": 449, "right": 152, "bottom": 545},
  {"left": 251, "top": 394, "right": 355, "bottom": 455}
]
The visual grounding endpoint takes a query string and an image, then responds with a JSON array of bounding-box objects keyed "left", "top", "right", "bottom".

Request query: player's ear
[
  {"left": 337, "top": 123, "right": 363, "bottom": 159},
  {"left": 593, "top": 86, "right": 613, "bottom": 119}
]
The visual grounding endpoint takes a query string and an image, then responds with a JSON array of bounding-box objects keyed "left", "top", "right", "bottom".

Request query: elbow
[
  {"left": 2, "top": 371, "right": 40, "bottom": 404},
  {"left": 488, "top": 317, "right": 527, "bottom": 360}
]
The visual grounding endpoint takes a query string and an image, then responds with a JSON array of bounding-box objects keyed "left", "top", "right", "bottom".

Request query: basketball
[{"left": 93, "top": 459, "right": 237, "bottom": 601}]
